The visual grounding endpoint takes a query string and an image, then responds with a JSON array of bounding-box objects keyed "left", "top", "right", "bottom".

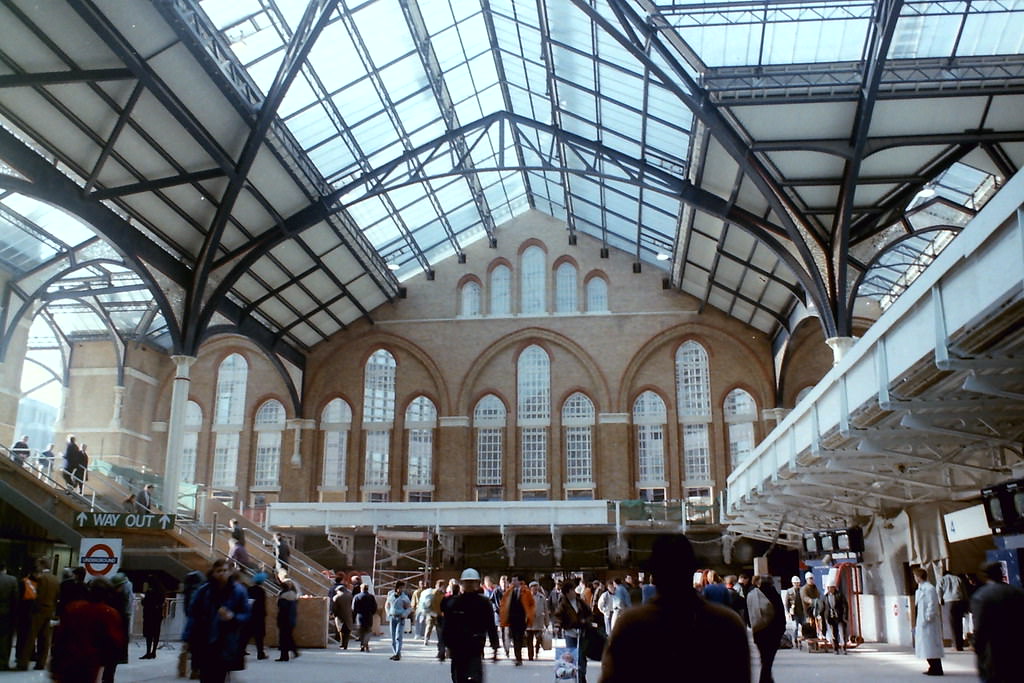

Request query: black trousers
[
  {"left": 753, "top": 628, "right": 781, "bottom": 683},
  {"left": 450, "top": 653, "right": 483, "bottom": 683}
]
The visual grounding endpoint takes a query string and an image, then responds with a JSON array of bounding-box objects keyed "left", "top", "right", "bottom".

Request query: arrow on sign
[
  {"left": 159, "top": 514, "right": 171, "bottom": 529},
  {"left": 77, "top": 511, "right": 88, "bottom": 526}
]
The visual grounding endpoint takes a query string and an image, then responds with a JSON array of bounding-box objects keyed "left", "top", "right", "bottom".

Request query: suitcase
[{"left": 801, "top": 622, "right": 818, "bottom": 640}]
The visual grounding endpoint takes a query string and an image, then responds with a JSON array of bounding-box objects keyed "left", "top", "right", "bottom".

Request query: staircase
[{"left": 1, "top": 445, "right": 331, "bottom": 596}]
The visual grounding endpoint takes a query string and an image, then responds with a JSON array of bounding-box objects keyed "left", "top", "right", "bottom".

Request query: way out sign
[
  {"left": 80, "top": 538, "right": 122, "bottom": 581},
  {"left": 75, "top": 511, "right": 176, "bottom": 530}
]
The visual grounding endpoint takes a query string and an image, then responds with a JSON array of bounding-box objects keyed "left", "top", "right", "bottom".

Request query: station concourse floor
[{"left": 4, "top": 636, "right": 982, "bottom": 682}]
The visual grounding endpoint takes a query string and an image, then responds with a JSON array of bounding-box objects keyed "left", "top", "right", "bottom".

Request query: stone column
[
  {"left": 825, "top": 336, "right": 856, "bottom": 366},
  {"left": 287, "top": 418, "right": 315, "bottom": 468},
  {"left": 438, "top": 416, "right": 470, "bottom": 500},
  {"left": 597, "top": 413, "right": 630, "bottom": 500},
  {"left": 162, "top": 355, "right": 196, "bottom": 513},
  {"left": 0, "top": 315, "right": 33, "bottom": 446},
  {"left": 109, "top": 384, "right": 125, "bottom": 429}
]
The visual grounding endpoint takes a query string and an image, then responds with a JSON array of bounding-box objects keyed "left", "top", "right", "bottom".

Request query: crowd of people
[
  {"left": 8, "top": 434, "right": 91, "bottom": 494},
  {"left": 0, "top": 556, "right": 166, "bottom": 680},
  {"left": 4, "top": 534, "right": 1024, "bottom": 683}
]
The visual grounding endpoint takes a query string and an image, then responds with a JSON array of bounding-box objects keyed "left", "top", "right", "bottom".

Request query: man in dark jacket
[
  {"left": 444, "top": 569, "right": 494, "bottom": 683},
  {"left": 601, "top": 535, "right": 750, "bottom": 683},
  {"left": 183, "top": 559, "right": 250, "bottom": 683},
  {"left": 971, "top": 562, "right": 1024, "bottom": 683},
  {"left": 0, "top": 563, "right": 18, "bottom": 671},
  {"left": 352, "top": 584, "right": 378, "bottom": 652},
  {"left": 246, "top": 573, "right": 268, "bottom": 660},
  {"left": 62, "top": 435, "right": 84, "bottom": 493},
  {"left": 821, "top": 580, "right": 849, "bottom": 654},
  {"left": 332, "top": 580, "right": 353, "bottom": 649}
]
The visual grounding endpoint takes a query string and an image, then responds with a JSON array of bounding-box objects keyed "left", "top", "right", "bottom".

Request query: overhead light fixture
[
  {"left": 387, "top": 262, "right": 400, "bottom": 271},
  {"left": 656, "top": 252, "right": 671, "bottom": 261},
  {"left": 915, "top": 187, "right": 936, "bottom": 199}
]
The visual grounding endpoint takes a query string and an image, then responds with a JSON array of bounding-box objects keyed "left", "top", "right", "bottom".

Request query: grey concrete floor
[{"left": 4, "top": 634, "right": 981, "bottom": 682}]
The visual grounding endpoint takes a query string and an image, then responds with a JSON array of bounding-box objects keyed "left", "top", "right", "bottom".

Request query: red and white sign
[{"left": 80, "top": 538, "right": 122, "bottom": 581}]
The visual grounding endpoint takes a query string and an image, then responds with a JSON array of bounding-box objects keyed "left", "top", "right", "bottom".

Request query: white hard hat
[
  {"left": 791, "top": 576, "right": 801, "bottom": 583},
  {"left": 460, "top": 568, "right": 481, "bottom": 581}
]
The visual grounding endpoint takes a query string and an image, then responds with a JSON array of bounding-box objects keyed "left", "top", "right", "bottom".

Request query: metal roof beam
[
  {"left": 88, "top": 168, "right": 225, "bottom": 200},
  {"left": 185, "top": 0, "right": 340, "bottom": 354},
  {"left": 0, "top": 68, "right": 133, "bottom": 88}
]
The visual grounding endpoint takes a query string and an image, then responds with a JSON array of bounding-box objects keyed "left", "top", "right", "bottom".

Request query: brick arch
[
  {"left": 516, "top": 238, "right": 548, "bottom": 257},
  {"left": 616, "top": 323, "right": 773, "bottom": 414},
  {"left": 552, "top": 254, "right": 580, "bottom": 270},
  {"left": 456, "top": 273, "right": 483, "bottom": 288},
  {"left": 349, "top": 332, "right": 452, "bottom": 417},
  {"left": 486, "top": 256, "right": 514, "bottom": 275},
  {"left": 456, "top": 327, "right": 611, "bottom": 416},
  {"left": 316, "top": 394, "right": 357, "bottom": 422}
]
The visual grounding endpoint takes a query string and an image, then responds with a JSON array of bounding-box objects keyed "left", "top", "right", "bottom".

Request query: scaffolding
[{"left": 372, "top": 529, "right": 433, "bottom": 594}]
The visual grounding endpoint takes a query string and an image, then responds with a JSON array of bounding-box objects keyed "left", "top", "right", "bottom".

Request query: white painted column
[
  {"left": 109, "top": 384, "right": 125, "bottom": 428},
  {"left": 825, "top": 336, "right": 856, "bottom": 366},
  {"left": 287, "top": 418, "right": 315, "bottom": 468},
  {"left": 162, "top": 355, "right": 196, "bottom": 513}
]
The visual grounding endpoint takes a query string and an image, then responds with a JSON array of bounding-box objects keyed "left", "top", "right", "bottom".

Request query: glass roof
[
  {"left": 199, "top": 0, "right": 696, "bottom": 276},
  {"left": 661, "top": 0, "right": 1024, "bottom": 67},
  {"left": 2, "top": 0, "right": 1022, "bottom": 354}
]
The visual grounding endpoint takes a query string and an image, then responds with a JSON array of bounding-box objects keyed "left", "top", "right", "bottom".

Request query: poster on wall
[{"left": 79, "top": 538, "right": 122, "bottom": 582}]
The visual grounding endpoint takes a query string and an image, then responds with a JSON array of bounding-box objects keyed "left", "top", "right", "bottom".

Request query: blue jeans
[
  {"left": 565, "top": 634, "right": 587, "bottom": 682},
  {"left": 390, "top": 617, "right": 405, "bottom": 655}
]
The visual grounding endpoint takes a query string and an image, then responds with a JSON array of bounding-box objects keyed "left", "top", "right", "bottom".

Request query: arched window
[
  {"left": 405, "top": 396, "right": 436, "bottom": 502},
  {"left": 676, "top": 341, "right": 713, "bottom": 483},
  {"left": 520, "top": 246, "right": 546, "bottom": 314},
  {"left": 517, "top": 344, "right": 550, "bottom": 496},
  {"left": 181, "top": 401, "right": 202, "bottom": 484},
  {"left": 474, "top": 394, "right": 506, "bottom": 500},
  {"left": 490, "top": 264, "right": 511, "bottom": 315},
  {"left": 321, "top": 398, "right": 352, "bottom": 491},
  {"left": 634, "top": 391, "right": 667, "bottom": 502},
  {"left": 212, "top": 354, "right": 247, "bottom": 493},
  {"left": 363, "top": 349, "right": 396, "bottom": 500},
  {"left": 555, "top": 262, "right": 578, "bottom": 313},
  {"left": 585, "top": 277, "right": 608, "bottom": 312},
  {"left": 725, "top": 388, "right": 757, "bottom": 470},
  {"left": 253, "top": 399, "right": 285, "bottom": 488},
  {"left": 562, "top": 392, "right": 595, "bottom": 498},
  {"left": 211, "top": 433, "right": 239, "bottom": 489},
  {"left": 214, "top": 353, "right": 247, "bottom": 425},
  {"left": 460, "top": 281, "right": 481, "bottom": 318}
]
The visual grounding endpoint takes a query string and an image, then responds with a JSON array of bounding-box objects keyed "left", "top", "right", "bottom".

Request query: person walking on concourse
[
  {"left": 385, "top": 580, "right": 412, "bottom": 660},
  {"left": 183, "top": 559, "right": 250, "bottom": 683},
  {"left": 353, "top": 584, "right": 378, "bottom": 652},
  {"left": 443, "top": 568, "right": 494, "bottom": 683},
  {"left": 601, "top": 534, "right": 749, "bottom": 683}
]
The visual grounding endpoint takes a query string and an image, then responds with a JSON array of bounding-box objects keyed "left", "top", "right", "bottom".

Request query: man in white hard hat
[{"left": 443, "top": 569, "right": 496, "bottom": 682}]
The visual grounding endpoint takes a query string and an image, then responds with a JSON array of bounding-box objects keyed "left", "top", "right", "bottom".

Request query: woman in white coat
[{"left": 913, "top": 567, "right": 944, "bottom": 676}]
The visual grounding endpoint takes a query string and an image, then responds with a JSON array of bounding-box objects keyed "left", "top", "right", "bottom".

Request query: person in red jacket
[
  {"left": 499, "top": 575, "right": 535, "bottom": 666},
  {"left": 49, "top": 578, "right": 126, "bottom": 683}
]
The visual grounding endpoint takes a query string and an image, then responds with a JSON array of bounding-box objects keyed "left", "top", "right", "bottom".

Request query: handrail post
[{"left": 210, "top": 512, "right": 219, "bottom": 557}]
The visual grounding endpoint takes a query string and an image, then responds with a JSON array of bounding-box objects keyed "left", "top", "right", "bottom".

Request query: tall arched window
[
  {"left": 212, "top": 353, "right": 247, "bottom": 493},
  {"left": 253, "top": 399, "right": 285, "bottom": 488},
  {"left": 460, "top": 281, "right": 481, "bottom": 317},
  {"left": 474, "top": 394, "right": 506, "bottom": 500},
  {"left": 517, "top": 344, "right": 550, "bottom": 497},
  {"left": 562, "top": 392, "right": 595, "bottom": 499},
  {"left": 634, "top": 390, "right": 667, "bottom": 502},
  {"left": 520, "top": 246, "right": 546, "bottom": 314},
  {"left": 321, "top": 398, "right": 352, "bottom": 492},
  {"left": 725, "top": 388, "right": 757, "bottom": 470},
  {"left": 405, "top": 396, "right": 436, "bottom": 502},
  {"left": 585, "top": 277, "right": 608, "bottom": 312},
  {"left": 490, "top": 264, "right": 511, "bottom": 315},
  {"left": 181, "top": 401, "right": 202, "bottom": 484},
  {"left": 555, "top": 262, "right": 578, "bottom": 313},
  {"left": 363, "top": 349, "right": 396, "bottom": 501},
  {"left": 214, "top": 353, "right": 247, "bottom": 425},
  {"left": 676, "top": 341, "right": 713, "bottom": 483}
]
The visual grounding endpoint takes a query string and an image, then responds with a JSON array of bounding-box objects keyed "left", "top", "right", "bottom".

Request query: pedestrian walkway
[{"left": 3, "top": 636, "right": 981, "bottom": 682}]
